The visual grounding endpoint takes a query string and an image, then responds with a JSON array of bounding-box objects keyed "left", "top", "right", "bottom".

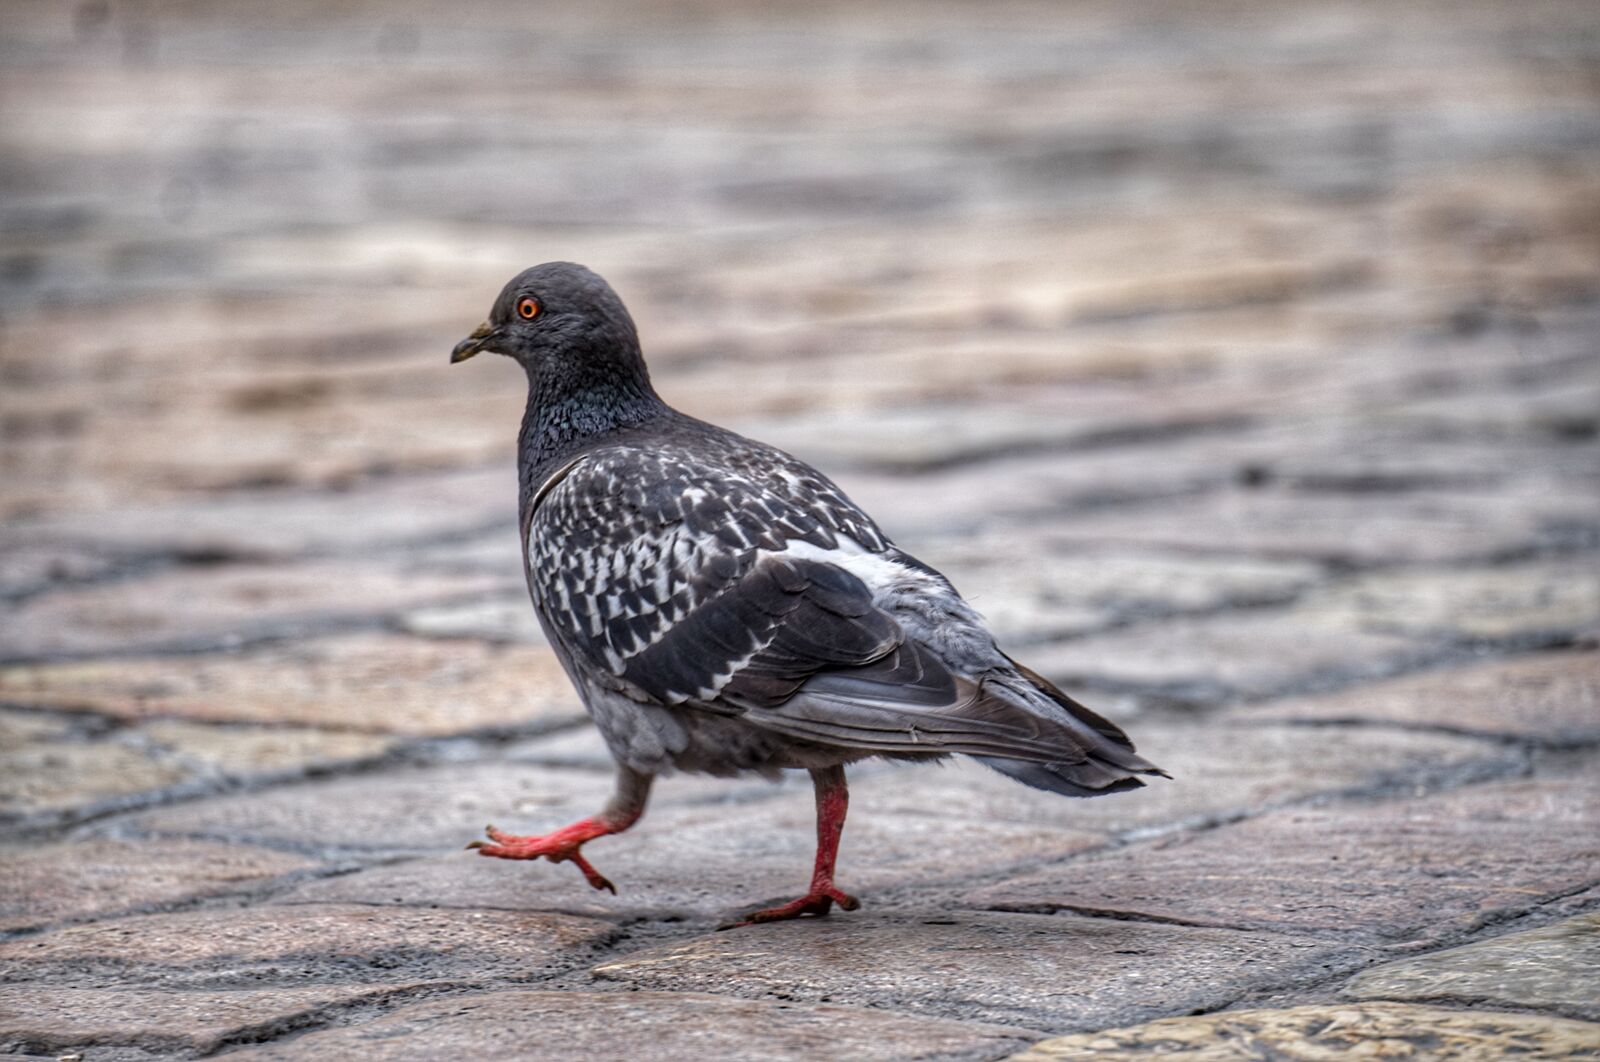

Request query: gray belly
[{"left": 581, "top": 680, "right": 880, "bottom": 778}]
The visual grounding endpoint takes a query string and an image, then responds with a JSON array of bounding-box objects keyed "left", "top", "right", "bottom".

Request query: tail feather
[
  {"left": 980, "top": 656, "right": 1169, "bottom": 798},
  {"left": 1007, "top": 656, "right": 1141, "bottom": 753},
  {"left": 976, "top": 756, "right": 1151, "bottom": 798},
  {"left": 735, "top": 641, "right": 1168, "bottom": 798}
]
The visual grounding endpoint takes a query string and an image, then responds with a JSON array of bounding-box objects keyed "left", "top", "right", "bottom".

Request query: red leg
[
  {"left": 727, "top": 765, "right": 859, "bottom": 927},
  {"left": 468, "top": 766, "right": 651, "bottom": 894}
]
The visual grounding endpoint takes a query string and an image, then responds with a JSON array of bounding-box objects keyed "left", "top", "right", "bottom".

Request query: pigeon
[{"left": 451, "top": 262, "right": 1166, "bottom": 925}]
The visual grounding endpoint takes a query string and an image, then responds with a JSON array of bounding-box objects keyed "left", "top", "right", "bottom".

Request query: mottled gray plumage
[{"left": 452, "top": 262, "right": 1166, "bottom": 921}]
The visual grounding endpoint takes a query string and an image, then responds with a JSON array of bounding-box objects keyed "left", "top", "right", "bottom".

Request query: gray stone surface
[
  {"left": 593, "top": 912, "right": 1359, "bottom": 1031},
  {"left": 233, "top": 989, "right": 1037, "bottom": 1061},
  {"left": 0, "top": 737, "right": 191, "bottom": 826},
  {"left": 848, "top": 722, "right": 1513, "bottom": 837},
  {"left": 0, "top": 632, "right": 583, "bottom": 736},
  {"left": 0, "top": 985, "right": 412, "bottom": 1057},
  {"left": 1318, "top": 561, "right": 1600, "bottom": 643},
  {"left": 0, "top": 466, "right": 511, "bottom": 561},
  {"left": 0, "top": 560, "right": 517, "bottom": 660},
  {"left": 966, "top": 774, "right": 1600, "bottom": 945},
  {"left": 1008, "top": 1002, "right": 1600, "bottom": 1060},
  {"left": 1044, "top": 486, "right": 1599, "bottom": 568},
  {"left": 1344, "top": 913, "right": 1600, "bottom": 1021},
  {"left": 1245, "top": 649, "right": 1600, "bottom": 745},
  {"left": 276, "top": 792, "right": 1104, "bottom": 921},
  {"left": 1027, "top": 601, "right": 1438, "bottom": 705},
  {"left": 118, "top": 762, "right": 738, "bottom": 855},
  {"left": 0, "top": 839, "right": 316, "bottom": 933},
  {"left": 0, "top": 904, "right": 616, "bottom": 987}
]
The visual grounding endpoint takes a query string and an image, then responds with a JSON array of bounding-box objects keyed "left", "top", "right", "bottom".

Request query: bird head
[{"left": 450, "top": 262, "right": 643, "bottom": 377}]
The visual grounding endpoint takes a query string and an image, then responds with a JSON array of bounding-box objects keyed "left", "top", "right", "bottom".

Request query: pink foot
[
  {"left": 723, "top": 883, "right": 860, "bottom": 928},
  {"left": 467, "top": 821, "right": 618, "bottom": 893}
]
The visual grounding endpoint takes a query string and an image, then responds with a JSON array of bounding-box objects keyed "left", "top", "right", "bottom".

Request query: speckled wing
[
  {"left": 524, "top": 443, "right": 901, "bottom": 709},
  {"left": 523, "top": 442, "right": 1156, "bottom": 777}
]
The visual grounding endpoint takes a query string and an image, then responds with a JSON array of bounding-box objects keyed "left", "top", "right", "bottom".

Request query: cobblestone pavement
[{"left": 3, "top": 0, "right": 1599, "bottom": 1058}]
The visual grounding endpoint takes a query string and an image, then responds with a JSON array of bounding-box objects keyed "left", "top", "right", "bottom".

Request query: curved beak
[{"left": 450, "top": 321, "right": 496, "bottom": 364}]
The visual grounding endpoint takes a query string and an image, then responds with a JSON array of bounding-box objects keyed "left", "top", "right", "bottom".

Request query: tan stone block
[
  {"left": 0, "top": 740, "right": 190, "bottom": 821},
  {"left": 133, "top": 719, "right": 397, "bottom": 775},
  {"left": 1344, "top": 913, "right": 1600, "bottom": 1020},
  {"left": 1007, "top": 1002, "right": 1600, "bottom": 1060},
  {"left": 231, "top": 989, "right": 1036, "bottom": 1061},
  {"left": 0, "top": 985, "right": 411, "bottom": 1057},
  {"left": 0, "top": 561, "right": 515, "bottom": 660},
  {"left": 0, "top": 839, "right": 315, "bottom": 933},
  {"left": 0, "top": 632, "right": 582, "bottom": 736}
]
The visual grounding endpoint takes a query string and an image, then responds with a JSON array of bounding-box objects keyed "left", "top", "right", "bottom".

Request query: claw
[{"left": 569, "top": 852, "right": 616, "bottom": 894}]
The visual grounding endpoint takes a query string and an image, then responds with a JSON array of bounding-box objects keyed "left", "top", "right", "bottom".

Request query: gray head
[{"left": 449, "top": 262, "right": 650, "bottom": 393}]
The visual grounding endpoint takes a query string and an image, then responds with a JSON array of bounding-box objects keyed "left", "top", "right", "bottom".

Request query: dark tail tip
[{"left": 976, "top": 756, "right": 1163, "bottom": 799}]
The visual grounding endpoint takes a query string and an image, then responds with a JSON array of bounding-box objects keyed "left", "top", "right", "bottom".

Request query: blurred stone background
[{"left": 1, "top": 0, "right": 1598, "bottom": 1058}]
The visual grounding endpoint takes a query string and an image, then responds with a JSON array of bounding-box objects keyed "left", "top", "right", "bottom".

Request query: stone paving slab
[
  {"left": 229, "top": 989, "right": 1038, "bottom": 1061},
  {"left": 129, "top": 719, "right": 397, "bottom": 779},
  {"left": 931, "top": 541, "right": 1323, "bottom": 618},
  {"left": 0, "top": 904, "right": 615, "bottom": 988},
  {"left": 965, "top": 774, "right": 1600, "bottom": 945},
  {"left": 269, "top": 715, "right": 1508, "bottom": 923},
  {"left": 276, "top": 792, "right": 1104, "bottom": 922},
  {"left": 119, "top": 761, "right": 760, "bottom": 856},
  {"left": 847, "top": 722, "right": 1515, "bottom": 837},
  {"left": 1007, "top": 1002, "right": 1600, "bottom": 1061},
  {"left": 394, "top": 595, "right": 547, "bottom": 644},
  {"left": 0, "top": 542, "right": 119, "bottom": 602},
  {"left": 0, "top": 559, "right": 517, "bottom": 661},
  {"left": 0, "top": 632, "right": 582, "bottom": 736},
  {"left": 1028, "top": 601, "right": 1437, "bottom": 706},
  {"left": 1240, "top": 649, "right": 1600, "bottom": 746},
  {"left": 1032, "top": 559, "right": 1600, "bottom": 706},
  {"left": 0, "top": 984, "right": 416, "bottom": 1058},
  {"left": 0, "top": 466, "right": 512, "bottom": 562},
  {"left": 1044, "top": 487, "right": 1598, "bottom": 568},
  {"left": 0, "top": 706, "right": 400, "bottom": 830},
  {"left": 1343, "top": 912, "right": 1600, "bottom": 1021},
  {"left": 912, "top": 539, "right": 1321, "bottom": 646},
  {"left": 593, "top": 911, "right": 1360, "bottom": 1032},
  {"left": 1317, "top": 560, "right": 1600, "bottom": 644},
  {"left": 824, "top": 445, "right": 1238, "bottom": 541},
  {"left": 0, "top": 839, "right": 316, "bottom": 934},
  {"left": 1, "top": 734, "right": 192, "bottom": 827}
]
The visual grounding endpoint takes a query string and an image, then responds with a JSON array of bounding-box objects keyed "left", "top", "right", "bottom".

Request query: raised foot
[
  {"left": 721, "top": 884, "right": 860, "bottom": 930},
  {"left": 466, "top": 823, "right": 617, "bottom": 894}
]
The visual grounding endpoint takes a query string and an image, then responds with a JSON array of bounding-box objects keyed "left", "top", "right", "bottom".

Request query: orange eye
[{"left": 517, "top": 297, "right": 540, "bottom": 320}]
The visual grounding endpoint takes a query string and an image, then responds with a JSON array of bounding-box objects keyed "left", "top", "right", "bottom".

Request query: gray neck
[{"left": 516, "top": 364, "right": 668, "bottom": 519}]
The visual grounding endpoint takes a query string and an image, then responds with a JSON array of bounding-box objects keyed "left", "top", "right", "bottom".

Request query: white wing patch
[{"left": 772, "top": 536, "right": 933, "bottom": 601}]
